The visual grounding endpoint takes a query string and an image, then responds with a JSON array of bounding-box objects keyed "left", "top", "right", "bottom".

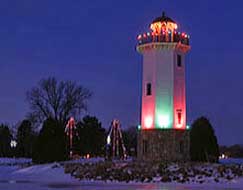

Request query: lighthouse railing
[{"left": 137, "top": 32, "right": 190, "bottom": 46}]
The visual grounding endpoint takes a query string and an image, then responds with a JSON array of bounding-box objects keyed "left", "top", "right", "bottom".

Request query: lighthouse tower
[{"left": 137, "top": 12, "right": 191, "bottom": 161}]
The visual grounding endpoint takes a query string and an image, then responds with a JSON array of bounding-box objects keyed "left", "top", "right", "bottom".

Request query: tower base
[{"left": 137, "top": 129, "right": 190, "bottom": 162}]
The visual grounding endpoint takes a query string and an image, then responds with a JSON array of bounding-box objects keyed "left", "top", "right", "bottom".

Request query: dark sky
[{"left": 0, "top": 0, "right": 242, "bottom": 145}]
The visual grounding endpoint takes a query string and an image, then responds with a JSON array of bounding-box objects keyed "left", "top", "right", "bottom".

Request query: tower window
[
  {"left": 177, "top": 54, "right": 182, "bottom": 67},
  {"left": 176, "top": 109, "right": 183, "bottom": 128},
  {"left": 177, "top": 111, "right": 182, "bottom": 125},
  {"left": 143, "top": 140, "right": 148, "bottom": 154},
  {"left": 146, "top": 83, "right": 152, "bottom": 96}
]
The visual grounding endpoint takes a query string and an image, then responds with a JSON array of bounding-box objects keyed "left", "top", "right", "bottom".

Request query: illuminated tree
[
  {"left": 26, "top": 77, "right": 92, "bottom": 125},
  {"left": 190, "top": 117, "right": 219, "bottom": 162}
]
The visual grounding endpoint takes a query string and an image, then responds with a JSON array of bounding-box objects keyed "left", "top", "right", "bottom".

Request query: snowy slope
[{"left": 12, "top": 163, "right": 75, "bottom": 183}]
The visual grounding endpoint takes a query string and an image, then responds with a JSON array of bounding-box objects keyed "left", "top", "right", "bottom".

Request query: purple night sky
[{"left": 0, "top": 0, "right": 242, "bottom": 145}]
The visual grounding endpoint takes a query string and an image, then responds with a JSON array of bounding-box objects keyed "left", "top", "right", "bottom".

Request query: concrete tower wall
[
  {"left": 137, "top": 44, "right": 190, "bottom": 162},
  {"left": 173, "top": 51, "right": 186, "bottom": 129},
  {"left": 141, "top": 50, "right": 156, "bottom": 129},
  {"left": 155, "top": 49, "right": 174, "bottom": 129}
]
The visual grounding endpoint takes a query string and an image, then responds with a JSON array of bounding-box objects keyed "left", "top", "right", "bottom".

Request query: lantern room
[
  {"left": 137, "top": 12, "right": 189, "bottom": 47},
  {"left": 150, "top": 12, "right": 178, "bottom": 34}
]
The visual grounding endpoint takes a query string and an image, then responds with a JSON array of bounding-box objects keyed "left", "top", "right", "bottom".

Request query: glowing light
[
  {"left": 10, "top": 140, "right": 17, "bottom": 148},
  {"left": 219, "top": 153, "right": 228, "bottom": 159},
  {"left": 150, "top": 20, "right": 177, "bottom": 34},
  {"left": 176, "top": 123, "right": 183, "bottom": 129},
  {"left": 186, "top": 125, "right": 190, "bottom": 130},
  {"left": 107, "top": 135, "right": 111, "bottom": 145},
  {"left": 137, "top": 35, "right": 142, "bottom": 40},
  {"left": 144, "top": 116, "right": 153, "bottom": 129},
  {"left": 147, "top": 32, "right": 150, "bottom": 36},
  {"left": 150, "top": 22, "right": 162, "bottom": 33},
  {"left": 137, "top": 124, "right": 141, "bottom": 130},
  {"left": 158, "top": 115, "right": 169, "bottom": 128}
]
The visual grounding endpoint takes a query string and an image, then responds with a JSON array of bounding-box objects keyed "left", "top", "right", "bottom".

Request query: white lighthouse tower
[{"left": 137, "top": 12, "right": 191, "bottom": 161}]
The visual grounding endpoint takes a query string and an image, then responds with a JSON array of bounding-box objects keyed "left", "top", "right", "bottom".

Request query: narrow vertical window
[
  {"left": 177, "top": 112, "right": 182, "bottom": 125},
  {"left": 177, "top": 54, "right": 182, "bottom": 67},
  {"left": 146, "top": 83, "right": 152, "bottom": 96},
  {"left": 176, "top": 109, "right": 182, "bottom": 129}
]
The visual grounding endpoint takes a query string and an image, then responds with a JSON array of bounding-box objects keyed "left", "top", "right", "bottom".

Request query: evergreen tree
[
  {"left": 76, "top": 116, "right": 106, "bottom": 156},
  {"left": 123, "top": 126, "right": 137, "bottom": 157},
  {"left": 190, "top": 117, "right": 219, "bottom": 162},
  {"left": 32, "top": 118, "right": 67, "bottom": 163},
  {"left": 0, "top": 124, "right": 12, "bottom": 157},
  {"left": 16, "top": 120, "right": 36, "bottom": 158}
]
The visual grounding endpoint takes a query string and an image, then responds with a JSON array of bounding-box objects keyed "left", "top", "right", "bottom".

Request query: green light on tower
[{"left": 157, "top": 114, "right": 170, "bottom": 129}]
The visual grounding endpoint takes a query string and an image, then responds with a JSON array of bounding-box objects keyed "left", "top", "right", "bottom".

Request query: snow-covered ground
[
  {"left": 220, "top": 158, "right": 243, "bottom": 165},
  {"left": 0, "top": 158, "right": 243, "bottom": 190},
  {"left": 0, "top": 158, "right": 31, "bottom": 165}
]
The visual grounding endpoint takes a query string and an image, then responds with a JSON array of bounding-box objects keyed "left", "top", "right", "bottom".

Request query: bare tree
[{"left": 26, "top": 77, "right": 92, "bottom": 125}]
